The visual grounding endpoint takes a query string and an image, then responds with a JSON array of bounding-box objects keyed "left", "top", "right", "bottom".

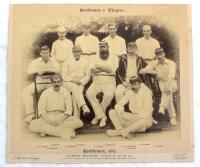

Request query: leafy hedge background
[{"left": 21, "top": 16, "right": 180, "bottom": 122}]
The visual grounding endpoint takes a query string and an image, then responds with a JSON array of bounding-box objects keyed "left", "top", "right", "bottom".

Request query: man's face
[
  {"left": 99, "top": 44, "right": 109, "bottom": 60},
  {"left": 142, "top": 28, "right": 152, "bottom": 39},
  {"left": 108, "top": 25, "right": 117, "bottom": 36},
  {"left": 127, "top": 46, "right": 137, "bottom": 55},
  {"left": 52, "top": 77, "right": 62, "bottom": 91},
  {"left": 72, "top": 48, "right": 82, "bottom": 60},
  {"left": 83, "top": 27, "right": 90, "bottom": 36},
  {"left": 57, "top": 31, "right": 66, "bottom": 40},
  {"left": 157, "top": 52, "right": 165, "bottom": 63},
  {"left": 131, "top": 81, "right": 141, "bottom": 93},
  {"left": 40, "top": 49, "right": 50, "bottom": 62}
]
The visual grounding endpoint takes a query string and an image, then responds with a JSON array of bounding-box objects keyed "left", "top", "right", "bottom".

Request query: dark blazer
[{"left": 116, "top": 54, "right": 147, "bottom": 84}]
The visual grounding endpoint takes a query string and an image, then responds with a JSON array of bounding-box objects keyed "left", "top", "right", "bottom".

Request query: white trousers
[
  {"left": 159, "top": 80, "right": 177, "bottom": 118},
  {"left": 29, "top": 115, "right": 83, "bottom": 137},
  {"left": 109, "top": 109, "right": 153, "bottom": 132},
  {"left": 22, "top": 83, "right": 51, "bottom": 115},
  {"left": 63, "top": 82, "right": 86, "bottom": 117},
  {"left": 86, "top": 82, "right": 116, "bottom": 120}
]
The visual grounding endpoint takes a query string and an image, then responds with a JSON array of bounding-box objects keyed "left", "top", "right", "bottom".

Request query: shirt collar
[
  {"left": 82, "top": 33, "right": 91, "bottom": 38},
  {"left": 127, "top": 54, "right": 137, "bottom": 59},
  {"left": 109, "top": 34, "right": 118, "bottom": 40},
  {"left": 50, "top": 87, "right": 64, "bottom": 94},
  {"left": 143, "top": 36, "right": 152, "bottom": 41},
  {"left": 39, "top": 57, "right": 51, "bottom": 63},
  {"left": 156, "top": 58, "right": 169, "bottom": 65}
]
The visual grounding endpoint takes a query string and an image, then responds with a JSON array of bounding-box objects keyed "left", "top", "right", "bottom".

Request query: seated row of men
[
  {"left": 22, "top": 40, "right": 178, "bottom": 139},
  {"left": 29, "top": 74, "right": 153, "bottom": 139}
]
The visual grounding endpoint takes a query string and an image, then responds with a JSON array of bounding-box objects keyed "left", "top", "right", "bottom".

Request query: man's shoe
[
  {"left": 61, "top": 129, "right": 74, "bottom": 140},
  {"left": 71, "top": 130, "right": 76, "bottom": 138},
  {"left": 170, "top": 117, "right": 177, "bottom": 126},
  {"left": 153, "top": 119, "right": 158, "bottom": 125},
  {"left": 82, "top": 105, "right": 90, "bottom": 117},
  {"left": 158, "top": 106, "right": 165, "bottom": 115},
  {"left": 40, "top": 132, "right": 47, "bottom": 137},
  {"left": 91, "top": 117, "right": 99, "bottom": 125},
  {"left": 99, "top": 117, "right": 107, "bottom": 128},
  {"left": 24, "top": 113, "right": 35, "bottom": 124},
  {"left": 106, "top": 129, "right": 122, "bottom": 137}
]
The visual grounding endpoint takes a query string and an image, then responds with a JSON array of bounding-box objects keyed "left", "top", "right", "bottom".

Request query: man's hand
[
  {"left": 163, "top": 90, "right": 171, "bottom": 96},
  {"left": 50, "top": 113, "right": 68, "bottom": 126},
  {"left": 95, "top": 64, "right": 112, "bottom": 73},
  {"left": 122, "top": 81, "right": 130, "bottom": 89},
  {"left": 42, "top": 113, "right": 68, "bottom": 126},
  {"left": 90, "top": 68, "right": 102, "bottom": 75},
  {"left": 139, "top": 69, "right": 157, "bottom": 76},
  {"left": 122, "top": 129, "right": 132, "bottom": 138},
  {"left": 71, "top": 79, "right": 82, "bottom": 85},
  {"left": 24, "top": 113, "right": 35, "bottom": 128}
]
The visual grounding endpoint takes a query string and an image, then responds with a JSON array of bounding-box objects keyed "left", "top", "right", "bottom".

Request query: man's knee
[
  {"left": 109, "top": 109, "right": 116, "bottom": 119},
  {"left": 103, "top": 91, "right": 115, "bottom": 100},
  {"left": 68, "top": 116, "right": 84, "bottom": 129},
  {"left": 115, "top": 86, "right": 125, "bottom": 102},
  {"left": 29, "top": 119, "right": 43, "bottom": 132},
  {"left": 115, "top": 84, "right": 124, "bottom": 92},
  {"left": 86, "top": 88, "right": 96, "bottom": 99},
  {"left": 145, "top": 118, "right": 153, "bottom": 130}
]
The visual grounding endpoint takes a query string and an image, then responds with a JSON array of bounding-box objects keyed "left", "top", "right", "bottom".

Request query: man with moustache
[
  {"left": 22, "top": 45, "right": 60, "bottom": 126},
  {"left": 115, "top": 42, "right": 146, "bottom": 103},
  {"left": 86, "top": 41, "right": 118, "bottom": 128},
  {"left": 139, "top": 48, "right": 178, "bottom": 125},
  {"left": 29, "top": 75, "right": 83, "bottom": 139},
  {"left": 75, "top": 24, "right": 99, "bottom": 63},
  {"left": 107, "top": 76, "right": 153, "bottom": 138}
]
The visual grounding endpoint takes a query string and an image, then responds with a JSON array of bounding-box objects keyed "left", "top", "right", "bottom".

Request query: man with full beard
[{"left": 86, "top": 41, "right": 118, "bottom": 128}]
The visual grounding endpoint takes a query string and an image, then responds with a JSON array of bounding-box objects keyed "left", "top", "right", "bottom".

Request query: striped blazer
[{"left": 116, "top": 54, "right": 147, "bottom": 84}]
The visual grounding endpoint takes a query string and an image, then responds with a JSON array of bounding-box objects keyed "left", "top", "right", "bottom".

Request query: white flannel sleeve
[
  {"left": 68, "top": 41, "right": 73, "bottom": 55},
  {"left": 167, "top": 60, "right": 177, "bottom": 92},
  {"left": 140, "top": 90, "right": 153, "bottom": 118},
  {"left": 155, "top": 40, "right": 160, "bottom": 49},
  {"left": 121, "top": 38, "right": 127, "bottom": 55},
  {"left": 61, "top": 62, "right": 72, "bottom": 82},
  {"left": 168, "top": 60, "right": 176, "bottom": 80},
  {"left": 110, "top": 57, "right": 119, "bottom": 74},
  {"left": 139, "top": 61, "right": 156, "bottom": 74},
  {"left": 50, "top": 42, "right": 56, "bottom": 59},
  {"left": 115, "top": 91, "right": 130, "bottom": 112},
  {"left": 27, "top": 59, "right": 39, "bottom": 75},
  {"left": 64, "top": 90, "right": 73, "bottom": 116},
  {"left": 51, "top": 60, "right": 60, "bottom": 73},
  {"left": 38, "top": 91, "right": 48, "bottom": 116},
  {"left": 94, "top": 37, "right": 100, "bottom": 54},
  {"left": 75, "top": 36, "right": 80, "bottom": 46},
  {"left": 80, "top": 65, "right": 91, "bottom": 85}
]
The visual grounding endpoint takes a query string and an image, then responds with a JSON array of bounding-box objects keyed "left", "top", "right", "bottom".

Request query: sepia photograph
[{"left": 7, "top": 4, "right": 193, "bottom": 163}]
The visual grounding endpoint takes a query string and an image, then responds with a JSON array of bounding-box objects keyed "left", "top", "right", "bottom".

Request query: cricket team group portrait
[{"left": 21, "top": 16, "right": 180, "bottom": 141}]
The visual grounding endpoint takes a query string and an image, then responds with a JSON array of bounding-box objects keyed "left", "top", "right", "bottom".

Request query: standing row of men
[{"left": 22, "top": 23, "right": 178, "bottom": 140}]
